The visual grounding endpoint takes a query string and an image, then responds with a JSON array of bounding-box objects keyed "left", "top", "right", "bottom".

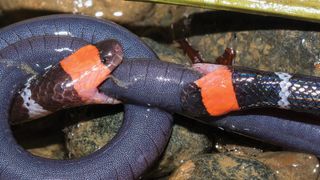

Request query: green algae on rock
[
  {"left": 169, "top": 153, "right": 276, "bottom": 180},
  {"left": 145, "top": 116, "right": 213, "bottom": 178},
  {"left": 64, "top": 106, "right": 123, "bottom": 158}
]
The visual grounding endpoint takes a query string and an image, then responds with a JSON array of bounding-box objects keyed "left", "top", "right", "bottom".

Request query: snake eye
[
  {"left": 101, "top": 51, "right": 114, "bottom": 64},
  {"left": 95, "top": 39, "right": 124, "bottom": 67}
]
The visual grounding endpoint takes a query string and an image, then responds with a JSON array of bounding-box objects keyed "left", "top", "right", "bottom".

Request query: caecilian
[{"left": 10, "top": 39, "right": 123, "bottom": 124}]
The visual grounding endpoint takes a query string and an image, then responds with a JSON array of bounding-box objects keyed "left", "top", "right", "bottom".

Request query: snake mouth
[{"left": 95, "top": 39, "right": 124, "bottom": 71}]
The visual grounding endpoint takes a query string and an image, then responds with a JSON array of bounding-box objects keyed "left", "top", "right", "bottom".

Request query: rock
[
  {"left": 0, "top": 0, "right": 205, "bottom": 27},
  {"left": 145, "top": 116, "right": 213, "bottom": 178},
  {"left": 135, "top": 4, "right": 206, "bottom": 27},
  {"left": 187, "top": 29, "right": 320, "bottom": 76},
  {"left": 64, "top": 105, "right": 122, "bottom": 158},
  {"left": 169, "top": 151, "right": 320, "bottom": 180},
  {"left": 215, "top": 141, "right": 264, "bottom": 157},
  {"left": 169, "top": 153, "right": 276, "bottom": 180},
  {"left": 65, "top": 110, "right": 213, "bottom": 177},
  {"left": 28, "top": 143, "right": 65, "bottom": 160},
  {"left": 141, "top": 37, "right": 189, "bottom": 65},
  {"left": 213, "top": 130, "right": 280, "bottom": 157},
  {"left": 140, "top": 13, "right": 320, "bottom": 77},
  {"left": 0, "top": 0, "right": 153, "bottom": 24},
  {"left": 256, "top": 152, "right": 320, "bottom": 180}
]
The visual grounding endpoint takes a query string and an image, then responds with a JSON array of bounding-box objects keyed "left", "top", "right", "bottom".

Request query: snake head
[{"left": 95, "top": 39, "right": 123, "bottom": 71}]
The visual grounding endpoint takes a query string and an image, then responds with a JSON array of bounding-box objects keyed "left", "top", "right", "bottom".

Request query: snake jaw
[
  {"left": 96, "top": 39, "right": 124, "bottom": 71},
  {"left": 84, "top": 89, "right": 121, "bottom": 104}
]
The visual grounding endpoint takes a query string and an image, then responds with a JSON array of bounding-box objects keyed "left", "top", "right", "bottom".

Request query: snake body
[
  {"left": 0, "top": 14, "right": 320, "bottom": 179},
  {"left": 183, "top": 65, "right": 320, "bottom": 116},
  {"left": 10, "top": 39, "right": 124, "bottom": 124}
]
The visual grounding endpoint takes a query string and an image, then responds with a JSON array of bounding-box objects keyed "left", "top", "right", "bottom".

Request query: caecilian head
[{"left": 95, "top": 39, "right": 124, "bottom": 72}]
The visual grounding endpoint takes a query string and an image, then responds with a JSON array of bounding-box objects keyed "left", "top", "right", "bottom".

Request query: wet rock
[
  {"left": 256, "top": 152, "right": 320, "bottom": 180},
  {"left": 28, "top": 143, "right": 65, "bottom": 160},
  {"left": 64, "top": 105, "right": 122, "bottom": 158},
  {"left": 141, "top": 37, "right": 189, "bottom": 65},
  {"left": 145, "top": 116, "right": 213, "bottom": 178},
  {"left": 170, "top": 153, "right": 276, "bottom": 180},
  {"left": 170, "top": 152, "right": 320, "bottom": 180},
  {"left": 65, "top": 110, "right": 213, "bottom": 177},
  {"left": 0, "top": 0, "right": 153, "bottom": 24},
  {"left": 215, "top": 139, "right": 264, "bottom": 157},
  {"left": 135, "top": 4, "right": 206, "bottom": 27},
  {"left": 139, "top": 13, "right": 320, "bottom": 78},
  {"left": 213, "top": 130, "right": 280, "bottom": 157},
  {"left": 187, "top": 30, "right": 320, "bottom": 75},
  {"left": 0, "top": 0, "right": 205, "bottom": 27}
]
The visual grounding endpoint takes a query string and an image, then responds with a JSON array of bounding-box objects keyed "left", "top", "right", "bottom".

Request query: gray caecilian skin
[{"left": 0, "top": 14, "right": 320, "bottom": 180}]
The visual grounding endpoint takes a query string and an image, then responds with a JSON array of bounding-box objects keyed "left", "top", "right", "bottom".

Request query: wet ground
[{"left": 1, "top": 0, "right": 320, "bottom": 179}]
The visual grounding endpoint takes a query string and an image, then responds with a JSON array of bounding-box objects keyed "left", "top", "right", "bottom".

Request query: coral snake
[{"left": 0, "top": 14, "right": 319, "bottom": 179}]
